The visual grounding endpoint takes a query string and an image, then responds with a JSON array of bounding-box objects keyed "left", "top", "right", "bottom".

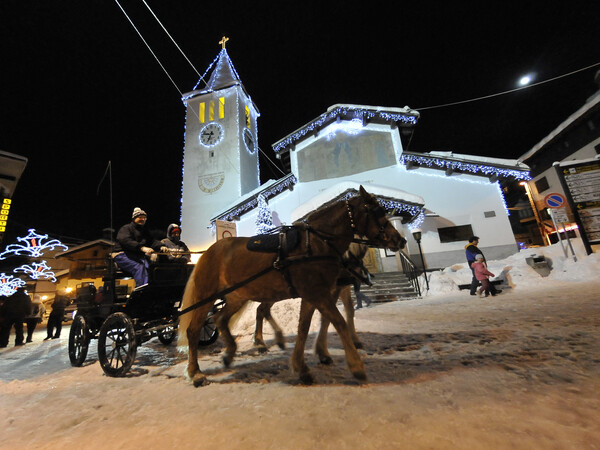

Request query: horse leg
[
  {"left": 315, "top": 313, "right": 332, "bottom": 365},
  {"left": 215, "top": 297, "right": 241, "bottom": 367},
  {"left": 290, "top": 300, "right": 316, "bottom": 385},
  {"left": 186, "top": 306, "right": 211, "bottom": 387},
  {"left": 264, "top": 306, "right": 286, "bottom": 350},
  {"left": 318, "top": 301, "right": 367, "bottom": 382},
  {"left": 253, "top": 303, "right": 269, "bottom": 353},
  {"left": 341, "top": 285, "right": 362, "bottom": 349}
]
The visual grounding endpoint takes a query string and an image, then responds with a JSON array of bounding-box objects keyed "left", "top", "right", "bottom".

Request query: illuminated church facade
[{"left": 180, "top": 44, "right": 530, "bottom": 270}]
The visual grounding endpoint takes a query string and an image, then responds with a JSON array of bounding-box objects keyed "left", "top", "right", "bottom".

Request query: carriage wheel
[
  {"left": 198, "top": 311, "right": 219, "bottom": 346},
  {"left": 158, "top": 325, "right": 176, "bottom": 345},
  {"left": 68, "top": 314, "right": 90, "bottom": 367},
  {"left": 97, "top": 312, "right": 137, "bottom": 377}
]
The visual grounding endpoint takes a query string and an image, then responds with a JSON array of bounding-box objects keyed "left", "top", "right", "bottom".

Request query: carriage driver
[{"left": 113, "top": 207, "right": 168, "bottom": 287}]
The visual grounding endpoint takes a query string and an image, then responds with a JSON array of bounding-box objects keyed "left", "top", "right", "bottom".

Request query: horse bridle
[{"left": 345, "top": 199, "right": 391, "bottom": 247}]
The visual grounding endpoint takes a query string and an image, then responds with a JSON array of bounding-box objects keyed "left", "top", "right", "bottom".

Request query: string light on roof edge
[
  {"left": 273, "top": 107, "right": 418, "bottom": 153},
  {"left": 400, "top": 154, "right": 531, "bottom": 180}
]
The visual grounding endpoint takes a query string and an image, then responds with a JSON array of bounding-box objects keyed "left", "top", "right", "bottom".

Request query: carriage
[{"left": 67, "top": 257, "right": 220, "bottom": 377}]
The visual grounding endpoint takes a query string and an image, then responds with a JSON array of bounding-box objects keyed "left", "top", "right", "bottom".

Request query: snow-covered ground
[{"left": 1, "top": 239, "right": 599, "bottom": 449}]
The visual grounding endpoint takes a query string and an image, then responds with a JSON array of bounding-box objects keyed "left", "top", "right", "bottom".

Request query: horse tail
[{"left": 177, "top": 249, "right": 218, "bottom": 350}]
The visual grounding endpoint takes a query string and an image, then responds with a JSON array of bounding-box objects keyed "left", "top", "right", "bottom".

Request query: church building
[{"left": 180, "top": 43, "right": 530, "bottom": 271}]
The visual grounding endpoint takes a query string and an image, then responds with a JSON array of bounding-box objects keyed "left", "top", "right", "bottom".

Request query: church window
[
  {"left": 437, "top": 224, "right": 474, "bottom": 243},
  {"left": 534, "top": 176, "right": 549, "bottom": 194},
  {"left": 245, "top": 105, "right": 251, "bottom": 128},
  {"left": 199, "top": 102, "right": 206, "bottom": 123},
  {"left": 219, "top": 97, "right": 225, "bottom": 119},
  {"left": 209, "top": 101, "right": 215, "bottom": 121}
]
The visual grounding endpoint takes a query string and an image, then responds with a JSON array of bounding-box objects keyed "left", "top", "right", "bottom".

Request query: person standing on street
[
  {"left": 471, "top": 254, "right": 496, "bottom": 297},
  {"left": 44, "top": 294, "right": 69, "bottom": 340},
  {"left": 465, "top": 235, "right": 501, "bottom": 296},
  {"left": 25, "top": 294, "right": 46, "bottom": 343},
  {"left": 0, "top": 287, "right": 32, "bottom": 347}
]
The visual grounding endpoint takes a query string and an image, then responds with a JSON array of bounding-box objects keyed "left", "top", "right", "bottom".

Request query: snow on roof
[
  {"left": 291, "top": 182, "right": 424, "bottom": 221},
  {"left": 272, "top": 104, "right": 419, "bottom": 153},
  {"left": 518, "top": 90, "right": 600, "bottom": 163}
]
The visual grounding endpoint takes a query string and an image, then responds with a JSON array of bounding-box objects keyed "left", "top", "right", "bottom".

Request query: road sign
[
  {"left": 544, "top": 192, "right": 566, "bottom": 209},
  {"left": 216, "top": 220, "right": 237, "bottom": 240}
]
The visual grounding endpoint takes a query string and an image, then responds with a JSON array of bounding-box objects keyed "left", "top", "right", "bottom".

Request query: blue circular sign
[{"left": 544, "top": 193, "right": 566, "bottom": 208}]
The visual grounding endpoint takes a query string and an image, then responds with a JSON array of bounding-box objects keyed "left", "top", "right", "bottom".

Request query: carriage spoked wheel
[
  {"left": 97, "top": 312, "right": 138, "bottom": 377},
  {"left": 198, "top": 308, "right": 219, "bottom": 346},
  {"left": 68, "top": 314, "right": 90, "bottom": 366},
  {"left": 158, "top": 324, "right": 176, "bottom": 345}
]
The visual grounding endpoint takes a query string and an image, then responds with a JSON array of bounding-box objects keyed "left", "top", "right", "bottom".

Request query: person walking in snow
[
  {"left": 0, "top": 287, "right": 32, "bottom": 347},
  {"left": 160, "top": 224, "right": 190, "bottom": 264},
  {"left": 25, "top": 294, "right": 45, "bottom": 343},
  {"left": 471, "top": 254, "right": 495, "bottom": 297},
  {"left": 113, "top": 207, "right": 167, "bottom": 286},
  {"left": 465, "top": 235, "right": 501, "bottom": 296}
]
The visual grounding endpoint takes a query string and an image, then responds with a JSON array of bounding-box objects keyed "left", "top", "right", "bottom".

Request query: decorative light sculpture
[
  {"left": 14, "top": 260, "right": 57, "bottom": 282},
  {"left": 0, "top": 273, "right": 26, "bottom": 296},
  {"left": 0, "top": 229, "right": 68, "bottom": 260}
]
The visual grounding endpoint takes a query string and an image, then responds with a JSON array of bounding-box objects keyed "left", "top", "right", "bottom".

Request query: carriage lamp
[{"left": 411, "top": 229, "right": 429, "bottom": 291}]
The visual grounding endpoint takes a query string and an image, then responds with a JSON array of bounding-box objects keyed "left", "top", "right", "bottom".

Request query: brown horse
[
  {"left": 178, "top": 186, "right": 405, "bottom": 386},
  {"left": 252, "top": 242, "right": 370, "bottom": 358}
]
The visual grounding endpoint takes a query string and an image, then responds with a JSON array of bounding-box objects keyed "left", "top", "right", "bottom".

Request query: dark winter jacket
[
  {"left": 465, "top": 243, "right": 484, "bottom": 264},
  {"left": 49, "top": 295, "right": 69, "bottom": 316},
  {"left": 160, "top": 224, "right": 190, "bottom": 263},
  {"left": 0, "top": 289, "right": 32, "bottom": 320},
  {"left": 114, "top": 221, "right": 163, "bottom": 255}
]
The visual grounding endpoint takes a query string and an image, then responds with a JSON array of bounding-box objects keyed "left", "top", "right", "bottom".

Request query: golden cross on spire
[{"left": 219, "top": 36, "right": 229, "bottom": 49}]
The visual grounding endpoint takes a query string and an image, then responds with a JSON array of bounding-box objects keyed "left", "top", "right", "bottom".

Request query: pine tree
[{"left": 255, "top": 194, "right": 274, "bottom": 234}]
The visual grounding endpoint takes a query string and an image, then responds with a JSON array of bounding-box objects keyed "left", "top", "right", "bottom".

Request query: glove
[
  {"left": 141, "top": 246, "right": 154, "bottom": 256},
  {"left": 149, "top": 253, "right": 158, "bottom": 263},
  {"left": 160, "top": 246, "right": 170, "bottom": 254}
]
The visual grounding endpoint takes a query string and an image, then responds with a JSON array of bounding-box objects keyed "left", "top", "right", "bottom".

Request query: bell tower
[{"left": 180, "top": 38, "right": 260, "bottom": 250}]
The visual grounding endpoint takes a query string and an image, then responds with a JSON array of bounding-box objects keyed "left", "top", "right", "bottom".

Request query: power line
[
  {"left": 112, "top": 0, "right": 184, "bottom": 97},
  {"left": 415, "top": 61, "right": 600, "bottom": 111}
]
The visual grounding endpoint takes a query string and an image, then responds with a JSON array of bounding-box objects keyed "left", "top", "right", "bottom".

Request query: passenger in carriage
[
  {"left": 160, "top": 224, "right": 190, "bottom": 264},
  {"left": 113, "top": 207, "right": 167, "bottom": 287}
]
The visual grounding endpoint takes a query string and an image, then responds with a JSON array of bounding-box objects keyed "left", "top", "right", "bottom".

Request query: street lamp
[{"left": 411, "top": 228, "right": 429, "bottom": 291}]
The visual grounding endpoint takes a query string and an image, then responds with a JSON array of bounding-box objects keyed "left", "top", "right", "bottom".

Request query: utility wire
[
  {"left": 140, "top": 0, "right": 207, "bottom": 86},
  {"left": 415, "top": 61, "right": 600, "bottom": 111},
  {"left": 113, "top": 0, "right": 183, "bottom": 97}
]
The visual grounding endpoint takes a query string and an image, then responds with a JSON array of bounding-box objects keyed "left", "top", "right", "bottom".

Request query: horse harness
[{"left": 178, "top": 198, "right": 387, "bottom": 317}]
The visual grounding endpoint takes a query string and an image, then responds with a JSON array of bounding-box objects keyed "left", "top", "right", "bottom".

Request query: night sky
[{"left": 1, "top": 1, "right": 599, "bottom": 244}]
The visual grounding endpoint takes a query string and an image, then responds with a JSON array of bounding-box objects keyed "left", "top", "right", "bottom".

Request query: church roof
[
  {"left": 182, "top": 48, "right": 258, "bottom": 113},
  {"left": 195, "top": 49, "right": 242, "bottom": 92}
]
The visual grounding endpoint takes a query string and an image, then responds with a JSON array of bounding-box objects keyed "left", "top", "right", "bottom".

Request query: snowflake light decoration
[
  {"left": 0, "top": 273, "right": 26, "bottom": 297},
  {"left": 0, "top": 229, "right": 68, "bottom": 260},
  {"left": 14, "top": 260, "right": 57, "bottom": 282}
]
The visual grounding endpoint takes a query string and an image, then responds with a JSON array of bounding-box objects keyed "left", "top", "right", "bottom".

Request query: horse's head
[{"left": 353, "top": 186, "right": 407, "bottom": 252}]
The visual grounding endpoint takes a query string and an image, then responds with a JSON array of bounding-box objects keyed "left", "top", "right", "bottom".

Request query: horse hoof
[
  {"left": 222, "top": 355, "right": 233, "bottom": 367},
  {"left": 318, "top": 355, "right": 333, "bottom": 365},
  {"left": 299, "top": 372, "right": 314, "bottom": 385},
  {"left": 352, "top": 370, "right": 367, "bottom": 381},
  {"left": 257, "top": 346, "right": 268, "bottom": 354},
  {"left": 192, "top": 374, "right": 209, "bottom": 387},
  {"left": 354, "top": 341, "right": 363, "bottom": 350},
  {"left": 277, "top": 341, "right": 286, "bottom": 350}
]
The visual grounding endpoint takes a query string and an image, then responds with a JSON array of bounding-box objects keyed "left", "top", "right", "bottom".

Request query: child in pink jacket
[{"left": 471, "top": 254, "right": 495, "bottom": 297}]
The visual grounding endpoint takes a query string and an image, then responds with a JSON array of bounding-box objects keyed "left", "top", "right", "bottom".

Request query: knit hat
[
  {"left": 475, "top": 254, "right": 484, "bottom": 260},
  {"left": 132, "top": 207, "right": 147, "bottom": 219}
]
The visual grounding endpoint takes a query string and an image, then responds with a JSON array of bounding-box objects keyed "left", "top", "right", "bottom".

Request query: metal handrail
[{"left": 396, "top": 251, "right": 422, "bottom": 297}]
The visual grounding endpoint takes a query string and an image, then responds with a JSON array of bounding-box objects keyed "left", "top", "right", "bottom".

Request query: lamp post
[{"left": 411, "top": 228, "right": 429, "bottom": 291}]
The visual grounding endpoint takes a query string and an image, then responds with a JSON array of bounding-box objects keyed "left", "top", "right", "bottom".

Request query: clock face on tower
[
  {"left": 243, "top": 128, "right": 255, "bottom": 153},
  {"left": 199, "top": 122, "right": 224, "bottom": 147}
]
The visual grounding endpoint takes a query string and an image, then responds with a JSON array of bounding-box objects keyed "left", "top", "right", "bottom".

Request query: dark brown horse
[
  {"left": 178, "top": 186, "right": 405, "bottom": 386},
  {"left": 252, "top": 241, "right": 370, "bottom": 359}
]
